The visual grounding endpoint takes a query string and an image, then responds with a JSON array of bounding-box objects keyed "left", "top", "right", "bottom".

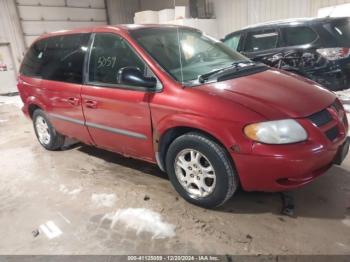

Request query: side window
[
  {"left": 244, "top": 29, "right": 279, "bottom": 52},
  {"left": 20, "top": 39, "right": 46, "bottom": 77},
  {"left": 281, "top": 26, "right": 318, "bottom": 46},
  {"left": 88, "top": 33, "right": 146, "bottom": 86},
  {"left": 224, "top": 34, "right": 241, "bottom": 51},
  {"left": 41, "top": 34, "right": 90, "bottom": 83}
]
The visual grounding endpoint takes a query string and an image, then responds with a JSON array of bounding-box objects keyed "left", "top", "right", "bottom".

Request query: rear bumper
[{"left": 233, "top": 134, "right": 348, "bottom": 192}]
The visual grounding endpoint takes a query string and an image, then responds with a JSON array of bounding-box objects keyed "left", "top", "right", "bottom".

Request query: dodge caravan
[{"left": 18, "top": 25, "right": 349, "bottom": 208}]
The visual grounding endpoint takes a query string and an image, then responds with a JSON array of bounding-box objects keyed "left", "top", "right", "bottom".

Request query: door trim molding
[
  {"left": 85, "top": 121, "right": 147, "bottom": 140},
  {"left": 49, "top": 113, "right": 85, "bottom": 126},
  {"left": 49, "top": 113, "right": 147, "bottom": 140}
]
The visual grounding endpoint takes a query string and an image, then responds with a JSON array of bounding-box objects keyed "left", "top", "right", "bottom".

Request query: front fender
[{"left": 156, "top": 113, "right": 240, "bottom": 152}]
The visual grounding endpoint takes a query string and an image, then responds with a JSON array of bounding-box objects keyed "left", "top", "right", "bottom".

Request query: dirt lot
[{"left": 0, "top": 95, "right": 349, "bottom": 255}]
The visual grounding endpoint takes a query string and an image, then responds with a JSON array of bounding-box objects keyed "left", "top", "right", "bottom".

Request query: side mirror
[{"left": 117, "top": 67, "right": 157, "bottom": 88}]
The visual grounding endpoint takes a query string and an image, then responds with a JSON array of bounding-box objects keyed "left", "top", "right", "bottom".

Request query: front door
[{"left": 81, "top": 33, "right": 156, "bottom": 161}]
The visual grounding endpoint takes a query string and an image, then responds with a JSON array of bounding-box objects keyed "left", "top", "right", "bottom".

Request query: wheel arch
[
  {"left": 28, "top": 103, "right": 42, "bottom": 119},
  {"left": 26, "top": 96, "right": 46, "bottom": 119},
  {"left": 156, "top": 125, "right": 236, "bottom": 173}
]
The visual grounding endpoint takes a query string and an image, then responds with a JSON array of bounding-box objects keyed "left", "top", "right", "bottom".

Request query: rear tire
[
  {"left": 33, "top": 109, "right": 65, "bottom": 151},
  {"left": 165, "top": 132, "right": 238, "bottom": 208}
]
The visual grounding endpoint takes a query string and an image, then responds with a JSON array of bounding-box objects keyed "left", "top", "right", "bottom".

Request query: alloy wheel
[{"left": 174, "top": 149, "right": 216, "bottom": 198}]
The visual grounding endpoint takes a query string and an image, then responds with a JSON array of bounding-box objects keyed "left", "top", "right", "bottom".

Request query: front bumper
[
  {"left": 233, "top": 113, "right": 349, "bottom": 192},
  {"left": 233, "top": 140, "right": 345, "bottom": 192}
]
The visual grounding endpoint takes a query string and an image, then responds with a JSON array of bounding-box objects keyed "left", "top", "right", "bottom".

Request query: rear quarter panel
[{"left": 18, "top": 75, "right": 44, "bottom": 116}]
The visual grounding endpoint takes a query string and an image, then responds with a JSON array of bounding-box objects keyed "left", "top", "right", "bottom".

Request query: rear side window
[
  {"left": 41, "top": 34, "right": 90, "bottom": 83},
  {"left": 88, "top": 33, "right": 146, "bottom": 86},
  {"left": 244, "top": 29, "right": 279, "bottom": 52},
  {"left": 224, "top": 34, "right": 241, "bottom": 51},
  {"left": 20, "top": 40, "right": 46, "bottom": 77},
  {"left": 323, "top": 20, "right": 350, "bottom": 47},
  {"left": 281, "top": 26, "right": 318, "bottom": 46}
]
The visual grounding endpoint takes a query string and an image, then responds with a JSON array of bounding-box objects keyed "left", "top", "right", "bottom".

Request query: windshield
[
  {"left": 323, "top": 19, "right": 350, "bottom": 47},
  {"left": 131, "top": 28, "right": 250, "bottom": 83}
]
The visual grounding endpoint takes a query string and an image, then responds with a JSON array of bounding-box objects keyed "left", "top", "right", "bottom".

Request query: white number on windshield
[{"left": 97, "top": 56, "right": 117, "bottom": 69}]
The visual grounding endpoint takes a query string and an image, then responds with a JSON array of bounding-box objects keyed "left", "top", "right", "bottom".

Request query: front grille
[
  {"left": 325, "top": 126, "right": 339, "bottom": 141},
  {"left": 308, "top": 109, "right": 332, "bottom": 127},
  {"left": 308, "top": 100, "right": 345, "bottom": 142}
]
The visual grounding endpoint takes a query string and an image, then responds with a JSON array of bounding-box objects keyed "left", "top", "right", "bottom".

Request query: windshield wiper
[
  {"left": 198, "top": 61, "right": 256, "bottom": 83},
  {"left": 198, "top": 61, "right": 266, "bottom": 83}
]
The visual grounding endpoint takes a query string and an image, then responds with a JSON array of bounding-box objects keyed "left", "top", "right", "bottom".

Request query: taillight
[{"left": 317, "top": 48, "right": 350, "bottom": 60}]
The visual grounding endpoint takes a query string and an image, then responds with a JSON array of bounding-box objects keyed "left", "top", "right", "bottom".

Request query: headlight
[{"left": 244, "top": 119, "right": 307, "bottom": 144}]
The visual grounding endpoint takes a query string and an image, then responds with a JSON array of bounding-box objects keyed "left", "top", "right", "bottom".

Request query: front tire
[
  {"left": 33, "top": 109, "right": 65, "bottom": 151},
  {"left": 165, "top": 132, "right": 238, "bottom": 208}
]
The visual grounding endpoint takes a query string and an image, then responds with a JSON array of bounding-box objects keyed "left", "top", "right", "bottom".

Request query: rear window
[
  {"left": 323, "top": 19, "right": 350, "bottom": 47},
  {"left": 21, "top": 33, "right": 90, "bottom": 83},
  {"left": 281, "top": 26, "right": 318, "bottom": 46},
  {"left": 244, "top": 29, "right": 279, "bottom": 52},
  {"left": 41, "top": 34, "right": 90, "bottom": 83},
  {"left": 20, "top": 40, "right": 46, "bottom": 77}
]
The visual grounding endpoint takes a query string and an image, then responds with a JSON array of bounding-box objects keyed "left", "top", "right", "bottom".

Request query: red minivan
[{"left": 17, "top": 25, "right": 349, "bottom": 208}]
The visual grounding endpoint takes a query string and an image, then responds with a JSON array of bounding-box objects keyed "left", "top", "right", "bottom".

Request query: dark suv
[{"left": 223, "top": 17, "right": 350, "bottom": 91}]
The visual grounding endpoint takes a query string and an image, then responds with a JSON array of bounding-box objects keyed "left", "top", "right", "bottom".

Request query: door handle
[
  {"left": 67, "top": 97, "right": 80, "bottom": 106},
  {"left": 84, "top": 100, "right": 98, "bottom": 109}
]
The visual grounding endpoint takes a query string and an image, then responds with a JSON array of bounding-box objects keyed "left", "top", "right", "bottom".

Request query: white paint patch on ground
[
  {"left": 342, "top": 217, "right": 350, "bottom": 227},
  {"left": 57, "top": 212, "right": 71, "bottom": 224},
  {"left": 0, "top": 119, "right": 8, "bottom": 123},
  {"left": 336, "top": 242, "right": 347, "bottom": 248},
  {"left": 59, "top": 184, "right": 82, "bottom": 197},
  {"left": 91, "top": 193, "right": 116, "bottom": 207},
  {"left": 102, "top": 208, "right": 176, "bottom": 239},
  {"left": 39, "top": 221, "right": 62, "bottom": 239}
]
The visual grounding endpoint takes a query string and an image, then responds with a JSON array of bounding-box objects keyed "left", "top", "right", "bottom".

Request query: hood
[{"left": 201, "top": 69, "right": 336, "bottom": 119}]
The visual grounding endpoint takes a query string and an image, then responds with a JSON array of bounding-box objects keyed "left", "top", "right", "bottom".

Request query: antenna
[
  {"left": 327, "top": 6, "right": 337, "bottom": 17},
  {"left": 174, "top": 0, "right": 184, "bottom": 83}
]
